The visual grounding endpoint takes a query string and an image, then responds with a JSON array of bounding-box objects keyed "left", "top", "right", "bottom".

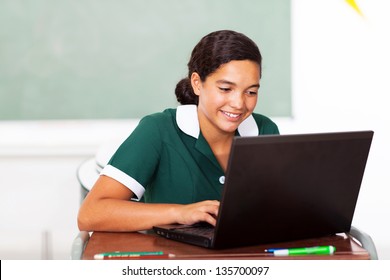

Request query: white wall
[
  {"left": 0, "top": 121, "right": 136, "bottom": 259},
  {"left": 286, "top": 0, "right": 390, "bottom": 258},
  {"left": 1, "top": 0, "right": 389, "bottom": 259}
]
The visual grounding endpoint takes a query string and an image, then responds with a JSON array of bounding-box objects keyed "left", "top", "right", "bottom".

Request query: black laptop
[{"left": 153, "top": 131, "right": 373, "bottom": 249}]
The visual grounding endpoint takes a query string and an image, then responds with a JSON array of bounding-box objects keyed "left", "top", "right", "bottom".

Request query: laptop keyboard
[{"left": 172, "top": 223, "right": 215, "bottom": 239}]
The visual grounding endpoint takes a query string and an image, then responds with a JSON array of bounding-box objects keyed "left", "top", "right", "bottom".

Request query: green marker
[
  {"left": 265, "top": 245, "right": 336, "bottom": 256},
  {"left": 94, "top": 251, "right": 164, "bottom": 259}
]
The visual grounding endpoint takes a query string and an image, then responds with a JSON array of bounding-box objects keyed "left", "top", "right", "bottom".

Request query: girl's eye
[
  {"left": 219, "top": 87, "right": 231, "bottom": 92},
  {"left": 247, "top": 91, "right": 258, "bottom": 96}
]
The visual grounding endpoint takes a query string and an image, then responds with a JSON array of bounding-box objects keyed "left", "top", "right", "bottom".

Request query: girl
[{"left": 78, "top": 30, "right": 279, "bottom": 232}]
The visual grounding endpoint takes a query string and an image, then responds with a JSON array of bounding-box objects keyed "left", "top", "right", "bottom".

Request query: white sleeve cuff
[{"left": 100, "top": 164, "right": 145, "bottom": 201}]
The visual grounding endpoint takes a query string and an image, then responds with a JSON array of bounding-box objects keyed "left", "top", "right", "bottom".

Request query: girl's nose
[{"left": 229, "top": 91, "right": 244, "bottom": 109}]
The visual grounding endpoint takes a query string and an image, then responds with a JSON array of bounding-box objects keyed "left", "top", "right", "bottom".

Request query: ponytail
[{"left": 175, "top": 78, "right": 198, "bottom": 105}]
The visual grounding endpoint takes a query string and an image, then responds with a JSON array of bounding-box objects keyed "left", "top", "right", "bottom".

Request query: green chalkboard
[{"left": 0, "top": 0, "right": 291, "bottom": 120}]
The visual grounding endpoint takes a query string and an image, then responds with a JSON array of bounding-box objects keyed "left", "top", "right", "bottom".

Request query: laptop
[{"left": 153, "top": 131, "right": 374, "bottom": 249}]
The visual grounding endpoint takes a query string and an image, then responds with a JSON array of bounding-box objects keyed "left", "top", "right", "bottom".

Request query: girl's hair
[{"left": 175, "top": 30, "right": 262, "bottom": 105}]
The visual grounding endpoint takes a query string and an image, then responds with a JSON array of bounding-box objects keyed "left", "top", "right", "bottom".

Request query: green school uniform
[{"left": 101, "top": 105, "right": 279, "bottom": 204}]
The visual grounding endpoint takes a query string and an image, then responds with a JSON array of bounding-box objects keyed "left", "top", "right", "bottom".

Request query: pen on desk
[
  {"left": 94, "top": 251, "right": 175, "bottom": 259},
  {"left": 265, "top": 245, "right": 336, "bottom": 256}
]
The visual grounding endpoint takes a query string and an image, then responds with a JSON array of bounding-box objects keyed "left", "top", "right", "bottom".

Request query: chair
[
  {"left": 70, "top": 231, "right": 90, "bottom": 260},
  {"left": 348, "top": 226, "right": 378, "bottom": 259},
  {"left": 76, "top": 139, "right": 125, "bottom": 203},
  {"left": 76, "top": 158, "right": 99, "bottom": 203},
  {"left": 73, "top": 138, "right": 130, "bottom": 258}
]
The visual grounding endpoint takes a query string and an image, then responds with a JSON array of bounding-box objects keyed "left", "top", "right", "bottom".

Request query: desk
[{"left": 82, "top": 231, "right": 369, "bottom": 260}]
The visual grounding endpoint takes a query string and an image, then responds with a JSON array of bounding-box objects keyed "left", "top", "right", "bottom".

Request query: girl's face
[{"left": 191, "top": 60, "right": 260, "bottom": 137}]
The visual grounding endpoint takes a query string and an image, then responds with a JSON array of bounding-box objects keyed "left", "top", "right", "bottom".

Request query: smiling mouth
[{"left": 221, "top": 110, "right": 241, "bottom": 119}]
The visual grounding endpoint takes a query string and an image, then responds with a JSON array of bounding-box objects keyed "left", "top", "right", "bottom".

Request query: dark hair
[{"left": 175, "top": 30, "right": 262, "bottom": 105}]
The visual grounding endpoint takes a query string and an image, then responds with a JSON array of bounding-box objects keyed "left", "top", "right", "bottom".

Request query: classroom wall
[
  {"left": 1, "top": 0, "right": 389, "bottom": 259},
  {"left": 288, "top": 0, "right": 390, "bottom": 258},
  {"left": 0, "top": 0, "right": 291, "bottom": 120}
]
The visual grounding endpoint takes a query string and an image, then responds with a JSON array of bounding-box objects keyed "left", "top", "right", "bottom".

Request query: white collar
[{"left": 176, "top": 105, "right": 259, "bottom": 139}]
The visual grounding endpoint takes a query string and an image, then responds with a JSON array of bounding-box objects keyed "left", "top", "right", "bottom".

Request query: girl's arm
[{"left": 77, "top": 175, "right": 219, "bottom": 232}]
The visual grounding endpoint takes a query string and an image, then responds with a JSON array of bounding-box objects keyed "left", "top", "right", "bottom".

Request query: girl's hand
[{"left": 175, "top": 200, "right": 220, "bottom": 226}]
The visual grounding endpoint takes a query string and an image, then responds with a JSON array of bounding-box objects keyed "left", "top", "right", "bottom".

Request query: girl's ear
[{"left": 190, "top": 72, "right": 202, "bottom": 96}]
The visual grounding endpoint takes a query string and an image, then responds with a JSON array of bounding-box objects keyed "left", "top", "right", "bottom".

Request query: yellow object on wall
[{"left": 345, "top": 0, "right": 364, "bottom": 17}]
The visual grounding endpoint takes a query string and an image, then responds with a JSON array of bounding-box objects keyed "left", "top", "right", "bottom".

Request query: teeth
[{"left": 223, "top": 111, "right": 240, "bottom": 118}]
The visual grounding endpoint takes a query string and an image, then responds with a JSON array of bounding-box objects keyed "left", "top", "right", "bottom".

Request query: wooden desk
[{"left": 82, "top": 231, "right": 370, "bottom": 260}]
